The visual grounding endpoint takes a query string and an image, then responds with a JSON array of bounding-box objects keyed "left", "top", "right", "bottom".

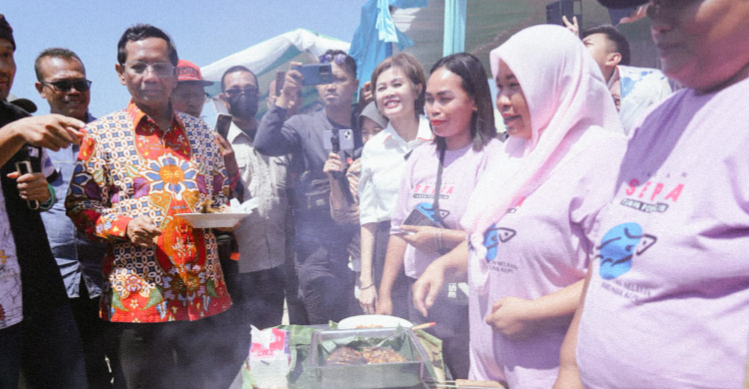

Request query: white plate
[
  {"left": 176, "top": 213, "right": 250, "bottom": 228},
  {"left": 338, "top": 314, "right": 413, "bottom": 329}
]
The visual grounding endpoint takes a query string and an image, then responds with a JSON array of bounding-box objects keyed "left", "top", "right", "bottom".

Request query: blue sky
[{"left": 5, "top": 0, "right": 363, "bottom": 115}]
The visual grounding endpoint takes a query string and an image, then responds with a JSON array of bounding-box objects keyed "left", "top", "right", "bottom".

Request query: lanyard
[{"left": 431, "top": 146, "right": 446, "bottom": 226}]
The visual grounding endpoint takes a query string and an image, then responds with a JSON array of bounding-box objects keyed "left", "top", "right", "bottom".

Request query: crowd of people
[{"left": 1, "top": 0, "right": 748, "bottom": 388}]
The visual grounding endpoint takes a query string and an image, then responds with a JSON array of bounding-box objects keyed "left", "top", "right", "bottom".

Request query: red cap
[{"left": 176, "top": 60, "right": 213, "bottom": 86}]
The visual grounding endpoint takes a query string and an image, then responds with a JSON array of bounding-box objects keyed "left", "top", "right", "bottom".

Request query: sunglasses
[
  {"left": 41, "top": 79, "right": 92, "bottom": 92},
  {"left": 318, "top": 53, "right": 348, "bottom": 65}
]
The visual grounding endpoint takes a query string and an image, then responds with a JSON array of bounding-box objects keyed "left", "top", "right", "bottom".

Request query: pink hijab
[{"left": 461, "top": 25, "right": 623, "bottom": 292}]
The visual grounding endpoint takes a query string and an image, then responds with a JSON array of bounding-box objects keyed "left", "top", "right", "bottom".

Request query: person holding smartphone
[
  {"left": 356, "top": 53, "right": 432, "bottom": 319},
  {"left": 377, "top": 53, "right": 500, "bottom": 379},
  {"left": 0, "top": 14, "right": 88, "bottom": 388},
  {"left": 323, "top": 100, "right": 387, "bottom": 314},
  {"left": 255, "top": 49, "right": 362, "bottom": 324}
]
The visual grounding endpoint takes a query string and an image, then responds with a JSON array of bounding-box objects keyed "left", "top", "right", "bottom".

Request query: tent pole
[{"left": 443, "top": 0, "right": 467, "bottom": 56}]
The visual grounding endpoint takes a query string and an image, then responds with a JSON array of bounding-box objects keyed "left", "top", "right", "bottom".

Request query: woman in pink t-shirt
[
  {"left": 378, "top": 52, "right": 500, "bottom": 378},
  {"left": 414, "top": 25, "right": 627, "bottom": 387},
  {"left": 555, "top": 1, "right": 749, "bottom": 388}
]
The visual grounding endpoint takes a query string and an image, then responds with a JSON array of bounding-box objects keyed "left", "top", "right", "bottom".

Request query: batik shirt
[
  {"left": 66, "top": 101, "right": 232, "bottom": 323},
  {"left": 0, "top": 183, "right": 21, "bottom": 329}
]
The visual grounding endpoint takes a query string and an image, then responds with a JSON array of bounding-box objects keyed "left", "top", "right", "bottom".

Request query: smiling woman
[
  {"left": 389, "top": 52, "right": 500, "bottom": 379},
  {"left": 453, "top": 25, "right": 626, "bottom": 387},
  {"left": 357, "top": 53, "right": 431, "bottom": 321}
]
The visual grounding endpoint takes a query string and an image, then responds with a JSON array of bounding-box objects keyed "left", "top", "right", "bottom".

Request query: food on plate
[{"left": 355, "top": 324, "right": 384, "bottom": 329}]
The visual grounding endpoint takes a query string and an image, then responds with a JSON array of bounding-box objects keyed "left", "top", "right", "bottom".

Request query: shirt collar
[
  {"left": 126, "top": 100, "right": 184, "bottom": 132},
  {"left": 608, "top": 66, "right": 621, "bottom": 90},
  {"left": 381, "top": 115, "right": 433, "bottom": 144}
]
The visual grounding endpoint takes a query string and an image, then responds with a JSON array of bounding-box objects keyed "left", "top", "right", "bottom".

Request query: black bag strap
[{"left": 431, "top": 146, "right": 446, "bottom": 226}]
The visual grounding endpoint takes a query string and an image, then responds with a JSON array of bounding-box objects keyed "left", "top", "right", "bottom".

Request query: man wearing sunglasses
[
  {"left": 34, "top": 48, "right": 93, "bottom": 123},
  {"left": 34, "top": 47, "right": 117, "bottom": 389}
]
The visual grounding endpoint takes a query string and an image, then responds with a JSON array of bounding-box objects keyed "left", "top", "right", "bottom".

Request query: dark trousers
[
  {"left": 112, "top": 318, "right": 225, "bottom": 389},
  {"left": 295, "top": 235, "right": 354, "bottom": 324},
  {"left": 70, "top": 284, "right": 119, "bottom": 388},
  {"left": 224, "top": 262, "right": 286, "bottom": 329},
  {"left": 373, "top": 220, "right": 410, "bottom": 319},
  {"left": 204, "top": 258, "right": 288, "bottom": 389},
  {"left": 408, "top": 278, "right": 470, "bottom": 380},
  {"left": 0, "top": 323, "right": 22, "bottom": 388},
  {"left": 19, "top": 303, "right": 89, "bottom": 389}
]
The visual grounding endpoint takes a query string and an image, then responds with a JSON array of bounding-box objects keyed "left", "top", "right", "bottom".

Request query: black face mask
[{"left": 228, "top": 93, "right": 259, "bottom": 120}]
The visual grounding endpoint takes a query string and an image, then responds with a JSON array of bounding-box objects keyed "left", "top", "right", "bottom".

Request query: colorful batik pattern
[{"left": 66, "top": 102, "right": 232, "bottom": 323}]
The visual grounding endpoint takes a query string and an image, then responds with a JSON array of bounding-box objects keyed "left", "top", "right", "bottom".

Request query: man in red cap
[{"left": 172, "top": 59, "right": 213, "bottom": 118}]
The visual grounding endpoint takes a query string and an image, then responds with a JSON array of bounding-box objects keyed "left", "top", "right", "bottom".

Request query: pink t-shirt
[
  {"left": 391, "top": 139, "right": 501, "bottom": 279},
  {"left": 468, "top": 131, "right": 627, "bottom": 387},
  {"left": 577, "top": 78, "right": 749, "bottom": 388}
]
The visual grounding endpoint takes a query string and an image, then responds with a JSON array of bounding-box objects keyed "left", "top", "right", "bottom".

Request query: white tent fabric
[{"left": 201, "top": 28, "right": 350, "bottom": 93}]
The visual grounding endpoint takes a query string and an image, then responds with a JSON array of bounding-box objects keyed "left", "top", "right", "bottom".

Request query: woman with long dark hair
[{"left": 377, "top": 52, "right": 501, "bottom": 378}]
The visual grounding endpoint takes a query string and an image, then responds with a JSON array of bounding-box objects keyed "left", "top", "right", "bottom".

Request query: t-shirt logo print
[
  {"left": 483, "top": 224, "right": 517, "bottom": 262},
  {"left": 596, "top": 222, "right": 657, "bottom": 280}
]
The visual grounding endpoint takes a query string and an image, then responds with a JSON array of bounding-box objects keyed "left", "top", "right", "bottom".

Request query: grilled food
[
  {"left": 326, "top": 346, "right": 367, "bottom": 365},
  {"left": 361, "top": 347, "right": 408, "bottom": 364}
]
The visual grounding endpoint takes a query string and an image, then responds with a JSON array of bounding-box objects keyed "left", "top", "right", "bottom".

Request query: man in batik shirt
[{"left": 66, "top": 24, "right": 232, "bottom": 389}]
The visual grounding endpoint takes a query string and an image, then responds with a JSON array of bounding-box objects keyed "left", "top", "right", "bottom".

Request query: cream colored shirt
[
  {"left": 358, "top": 115, "right": 433, "bottom": 225},
  {"left": 228, "top": 122, "right": 290, "bottom": 273}
]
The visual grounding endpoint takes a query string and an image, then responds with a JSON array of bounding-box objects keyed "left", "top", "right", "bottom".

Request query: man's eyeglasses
[
  {"left": 223, "top": 88, "right": 258, "bottom": 98},
  {"left": 40, "top": 79, "right": 92, "bottom": 92},
  {"left": 124, "top": 61, "right": 175, "bottom": 78},
  {"left": 318, "top": 53, "right": 348, "bottom": 65}
]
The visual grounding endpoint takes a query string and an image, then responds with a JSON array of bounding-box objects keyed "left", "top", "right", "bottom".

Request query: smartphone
[
  {"left": 275, "top": 71, "right": 286, "bottom": 96},
  {"left": 15, "top": 160, "right": 40, "bottom": 210},
  {"left": 292, "top": 63, "right": 333, "bottom": 86},
  {"left": 403, "top": 203, "right": 444, "bottom": 228},
  {"left": 214, "top": 113, "right": 232, "bottom": 139},
  {"left": 322, "top": 129, "right": 354, "bottom": 153},
  {"left": 546, "top": 0, "right": 582, "bottom": 31}
]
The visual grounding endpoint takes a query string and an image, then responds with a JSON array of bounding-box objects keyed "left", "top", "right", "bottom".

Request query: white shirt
[
  {"left": 228, "top": 122, "right": 290, "bottom": 273},
  {"left": 613, "top": 65, "right": 673, "bottom": 135},
  {"left": 0, "top": 179, "right": 22, "bottom": 329},
  {"left": 359, "top": 115, "right": 433, "bottom": 225}
]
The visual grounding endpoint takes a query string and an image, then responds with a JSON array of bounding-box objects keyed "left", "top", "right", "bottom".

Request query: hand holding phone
[
  {"left": 274, "top": 71, "right": 286, "bottom": 96},
  {"left": 214, "top": 113, "right": 232, "bottom": 140},
  {"left": 14, "top": 161, "right": 40, "bottom": 210},
  {"left": 291, "top": 63, "right": 333, "bottom": 86}
]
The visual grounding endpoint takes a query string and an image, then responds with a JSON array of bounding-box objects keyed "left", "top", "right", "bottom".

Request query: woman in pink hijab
[{"left": 414, "top": 24, "right": 626, "bottom": 387}]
